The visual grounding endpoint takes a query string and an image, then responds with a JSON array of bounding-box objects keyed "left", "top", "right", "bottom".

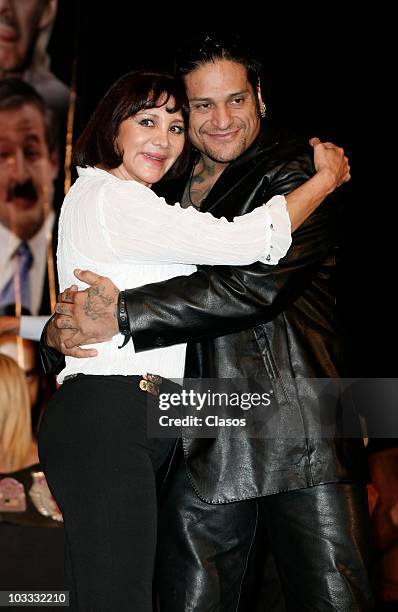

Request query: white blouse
[{"left": 57, "top": 166, "right": 292, "bottom": 383}]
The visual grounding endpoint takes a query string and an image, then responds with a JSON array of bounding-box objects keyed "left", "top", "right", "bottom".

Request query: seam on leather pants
[{"left": 235, "top": 499, "right": 259, "bottom": 612}]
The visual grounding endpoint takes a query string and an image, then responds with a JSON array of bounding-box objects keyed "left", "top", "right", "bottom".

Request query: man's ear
[
  {"left": 256, "top": 81, "right": 263, "bottom": 105},
  {"left": 256, "top": 80, "right": 266, "bottom": 118},
  {"left": 38, "top": 0, "right": 57, "bottom": 31}
]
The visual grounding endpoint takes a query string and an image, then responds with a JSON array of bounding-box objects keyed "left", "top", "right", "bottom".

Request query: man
[
  {"left": 0, "top": 78, "right": 59, "bottom": 340},
  {"left": 41, "top": 34, "right": 373, "bottom": 610},
  {"left": 0, "top": 0, "right": 69, "bottom": 114}
]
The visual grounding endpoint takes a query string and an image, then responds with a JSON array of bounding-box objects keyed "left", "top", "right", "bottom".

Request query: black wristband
[{"left": 117, "top": 291, "right": 131, "bottom": 349}]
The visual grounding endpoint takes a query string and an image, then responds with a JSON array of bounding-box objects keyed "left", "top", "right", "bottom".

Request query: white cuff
[
  {"left": 260, "top": 195, "right": 292, "bottom": 264},
  {"left": 20, "top": 315, "right": 52, "bottom": 341}
]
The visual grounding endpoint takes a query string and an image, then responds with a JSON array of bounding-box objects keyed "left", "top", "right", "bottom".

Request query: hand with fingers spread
[
  {"left": 46, "top": 312, "right": 98, "bottom": 359},
  {"left": 309, "top": 137, "right": 351, "bottom": 192},
  {"left": 49, "top": 270, "right": 120, "bottom": 355}
]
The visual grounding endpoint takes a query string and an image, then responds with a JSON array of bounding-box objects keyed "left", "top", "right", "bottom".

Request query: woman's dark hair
[
  {"left": 175, "top": 32, "right": 263, "bottom": 113},
  {"left": 73, "top": 71, "right": 190, "bottom": 180}
]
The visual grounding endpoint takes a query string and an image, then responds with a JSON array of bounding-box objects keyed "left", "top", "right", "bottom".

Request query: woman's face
[{"left": 113, "top": 96, "right": 185, "bottom": 187}]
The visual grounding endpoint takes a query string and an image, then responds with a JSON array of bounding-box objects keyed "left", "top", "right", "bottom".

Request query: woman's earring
[{"left": 260, "top": 102, "right": 267, "bottom": 118}]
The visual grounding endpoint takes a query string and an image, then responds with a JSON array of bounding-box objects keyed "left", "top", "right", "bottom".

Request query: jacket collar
[
  {"left": 199, "top": 120, "right": 282, "bottom": 213},
  {"left": 155, "top": 120, "right": 285, "bottom": 209}
]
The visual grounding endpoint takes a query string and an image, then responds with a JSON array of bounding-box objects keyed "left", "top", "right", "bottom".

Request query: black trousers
[
  {"left": 38, "top": 375, "right": 175, "bottom": 612},
  {"left": 157, "top": 449, "right": 374, "bottom": 611}
]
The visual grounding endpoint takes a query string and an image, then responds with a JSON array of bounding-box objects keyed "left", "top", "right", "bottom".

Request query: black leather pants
[{"left": 157, "top": 454, "right": 374, "bottom": 611}]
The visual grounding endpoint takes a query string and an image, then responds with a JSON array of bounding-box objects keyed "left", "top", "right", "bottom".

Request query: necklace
[{"left": 186, "top": 158, "right": 203, "bottom": 210}]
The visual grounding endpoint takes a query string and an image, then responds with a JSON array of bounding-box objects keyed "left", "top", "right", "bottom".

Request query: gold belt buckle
[{"left": 139, "top": 373, "right": 162, "bottom": 396}]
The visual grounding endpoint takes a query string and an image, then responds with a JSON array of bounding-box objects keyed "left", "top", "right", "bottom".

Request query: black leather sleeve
[
  {"left": 39, "top": 316, "right": 66, "bottom": 375},
  {"left": 125, "top": 153, "right": 343, "bottom": 352}
]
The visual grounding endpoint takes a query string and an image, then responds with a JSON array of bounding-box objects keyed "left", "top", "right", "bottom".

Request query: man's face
[
  {"left": 0, "top": 0, "right": 47, "bottom": 75},
  {"left": 0, "top": 103, "right": 58, "bottom": 240},
  {"left": 184, "top": 59, "right": 262, "bottom": 163}
]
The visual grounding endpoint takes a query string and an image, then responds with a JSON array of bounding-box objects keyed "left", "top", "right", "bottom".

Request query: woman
[
  {"left": 0, "top": 350, "right": 64, "bottom": 591},
  {"left": 0, "top": 351, "right": 36, "bottom": 473},
  {"left": 38, "top": 71, "right": 349, "bottom": 611}
]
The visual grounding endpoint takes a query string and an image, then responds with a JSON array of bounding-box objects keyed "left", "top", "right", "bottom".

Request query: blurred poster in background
[
  {"left": 0, "top": 0, "right": 70, "bottom": 114},
  {"left": 0, "top": 0, "right": 74, "bottom": 339}
]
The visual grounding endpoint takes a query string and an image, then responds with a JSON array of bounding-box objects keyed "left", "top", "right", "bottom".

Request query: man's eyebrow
[
  {"left": 189, "top": 90, "right": 250, "bottom": 102},
  {"left": 0, "top": 134, "right": 40, "bottom": 147},
  {"left": 189, "top": 97, "right": 213, "bottom": 103},
  {"left": 228, "top": 90, "right": 250, "bottom": 97}
]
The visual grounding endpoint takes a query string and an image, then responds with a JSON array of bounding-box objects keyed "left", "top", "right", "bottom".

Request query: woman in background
[
  {"left": 0, "top": 348, "right": 64, "bottom": 591},
  {"left": 0, "top": 351, "right": 36, "bottom": 472}
]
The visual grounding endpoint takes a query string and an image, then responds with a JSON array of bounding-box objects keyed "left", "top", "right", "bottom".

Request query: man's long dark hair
[{"left": 174, "top": 32, "right": 264, "bottom": 99}]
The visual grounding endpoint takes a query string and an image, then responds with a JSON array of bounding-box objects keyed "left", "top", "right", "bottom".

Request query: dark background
[{"left": 46, "top": 4, "right": 390, "bottom": 376}]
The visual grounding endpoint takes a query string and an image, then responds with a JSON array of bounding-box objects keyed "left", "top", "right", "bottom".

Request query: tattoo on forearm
[{"left": 83, "top": 284, "right": 118, "bottom": 321}]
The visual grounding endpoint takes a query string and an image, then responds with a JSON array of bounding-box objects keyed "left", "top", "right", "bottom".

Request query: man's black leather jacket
[{"left": 40, "top": 122, "right": 367, "bottom": 503}]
